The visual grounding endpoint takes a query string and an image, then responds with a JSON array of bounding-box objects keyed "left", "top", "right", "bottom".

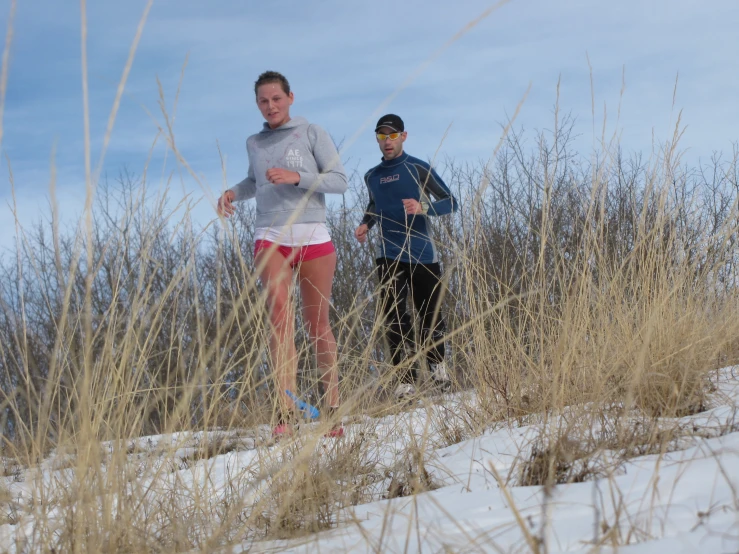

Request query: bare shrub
[{"left": 0, "top": 101, "right": 737, "bottom": 551}]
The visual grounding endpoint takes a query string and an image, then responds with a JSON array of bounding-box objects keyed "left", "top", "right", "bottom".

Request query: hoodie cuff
[{"left": 295, "top": 171, "right": 317, "bottom": 190}]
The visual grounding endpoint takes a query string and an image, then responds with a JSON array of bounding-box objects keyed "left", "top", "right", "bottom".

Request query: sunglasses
[{"left": 376, "top": 132, "right": 402, "bottom": 141}]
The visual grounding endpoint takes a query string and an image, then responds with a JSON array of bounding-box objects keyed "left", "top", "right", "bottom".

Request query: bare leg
[
  {"left": 298, "top": 252, "right": 339, "bottom": 408},
  {"left": 255, "top": 247, "right": 297, "bottom": 419}
]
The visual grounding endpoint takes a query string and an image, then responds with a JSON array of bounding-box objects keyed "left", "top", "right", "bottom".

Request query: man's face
[
  {"left": 376, "top": 126, "right": 406, "bottom": 160},
  {"left": 256, "top": 83, "right": 294, "bottom": 128}
]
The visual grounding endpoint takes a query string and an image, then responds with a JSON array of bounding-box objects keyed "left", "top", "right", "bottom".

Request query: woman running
[{"left": 217, "top": 71, "right": 347, "bottom": 437}]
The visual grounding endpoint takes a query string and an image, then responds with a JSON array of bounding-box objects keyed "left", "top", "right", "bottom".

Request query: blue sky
[{"left": 1, "top": 0, "right": 738, "bottom": 255}]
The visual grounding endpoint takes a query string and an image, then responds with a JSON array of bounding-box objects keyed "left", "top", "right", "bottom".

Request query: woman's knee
[{"left": 267, "top": 289, "right": 292, "bottom": 320}]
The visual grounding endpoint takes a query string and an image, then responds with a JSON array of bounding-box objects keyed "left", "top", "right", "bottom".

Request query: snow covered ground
[
  {"left": 250, "top": 367, "right": 739, "bottom": 553},
  {"left": 1, "top": 367, "right": 737, "bottom": 553}
]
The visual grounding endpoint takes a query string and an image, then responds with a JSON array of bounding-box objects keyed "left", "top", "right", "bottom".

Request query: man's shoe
[
  {"left": 395, "top": 383, "right": 416, "bottom": 399},
  {"left": 429, "top": 362, "right": 451, "bottom": 391}
]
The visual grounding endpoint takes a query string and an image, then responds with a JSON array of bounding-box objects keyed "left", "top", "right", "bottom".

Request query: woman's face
[{"left": 256, "top": 83, "right": 294, "bottom": 129}]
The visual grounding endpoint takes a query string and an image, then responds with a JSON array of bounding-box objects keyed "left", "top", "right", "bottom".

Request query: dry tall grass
[{"left": 0, "top": 115, "right": 737, "bottom": 550}]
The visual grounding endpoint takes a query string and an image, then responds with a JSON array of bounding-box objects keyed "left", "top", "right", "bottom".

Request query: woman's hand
[
  {"left": 266, "top": 168, "right": 300, "bottom": 185},
  {"left": 217, "top": 190, "right": 236, "bottom": 217}
]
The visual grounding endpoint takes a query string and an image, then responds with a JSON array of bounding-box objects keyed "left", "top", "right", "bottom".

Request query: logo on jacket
[
  {"left": 286, "top": 149, "right": 304, "bottom": 168},
  {"left": 380, "top": 174, "right": 400, "bottom": 184}
]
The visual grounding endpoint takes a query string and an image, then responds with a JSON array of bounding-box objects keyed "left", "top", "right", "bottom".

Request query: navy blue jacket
[{"left": 360, "top": 152, "right": 458, "bottom": 264}]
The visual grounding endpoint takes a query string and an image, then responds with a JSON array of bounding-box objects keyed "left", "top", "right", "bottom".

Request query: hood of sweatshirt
[{"left": 259, "top": 116, "right": 309, "bottom": 134}]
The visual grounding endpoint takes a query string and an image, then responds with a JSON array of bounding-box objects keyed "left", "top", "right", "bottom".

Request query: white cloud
[{"left": 1, "top": 0, "right": 737, "bottom": 253}]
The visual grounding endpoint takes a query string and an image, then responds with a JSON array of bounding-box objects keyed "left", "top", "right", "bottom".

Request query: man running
[{"left": 354, "top": 114, "right": 458, "bottom": 398}]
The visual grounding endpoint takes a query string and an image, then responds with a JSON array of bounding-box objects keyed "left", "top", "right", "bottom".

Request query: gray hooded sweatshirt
[{"left": 229, "top": 116, "right": 348, "bottom": 227}]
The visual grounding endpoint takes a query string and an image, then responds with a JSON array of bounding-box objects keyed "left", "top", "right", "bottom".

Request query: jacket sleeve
[
  {"left": 296, "top": 124, "right": 348, "bottom": 194},
  {"left": 413, "top": 162, "right": 458, "bottom": 216},
  {"left": 230, "top": 162, "right": 257, "bottom": 202},
  {"left": 360, "top": 172, "right": 377, "bottom": 229},
  {"left": 229, "top": 139, "right": 257, "bottom": 201}
]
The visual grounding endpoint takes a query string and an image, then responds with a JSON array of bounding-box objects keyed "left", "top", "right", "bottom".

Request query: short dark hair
[{"left": 254, "top": 71, "right": 290, "bottom": 97}]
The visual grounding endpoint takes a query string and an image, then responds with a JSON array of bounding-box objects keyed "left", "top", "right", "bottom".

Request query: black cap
[{"left": 374, "top": 114, "right": 404, "bottom": 133}]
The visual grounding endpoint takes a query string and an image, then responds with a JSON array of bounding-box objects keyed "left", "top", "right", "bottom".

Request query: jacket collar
[{"left": 380, "top": 152, "right": 409, "bottom": 168}]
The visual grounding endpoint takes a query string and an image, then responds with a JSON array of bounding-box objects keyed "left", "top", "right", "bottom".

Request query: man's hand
[
  {"left": 217, "top": 190, "right": 236, "bottom": 217},
  {"left": 402, "top": 198, "right": 424, "bottom": 215},
  {"left": 354, "top": 223, "right": 369, "bottom": 243},
  {"left": 266, "top": 168, "right": 301, "bottom": 185}
]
